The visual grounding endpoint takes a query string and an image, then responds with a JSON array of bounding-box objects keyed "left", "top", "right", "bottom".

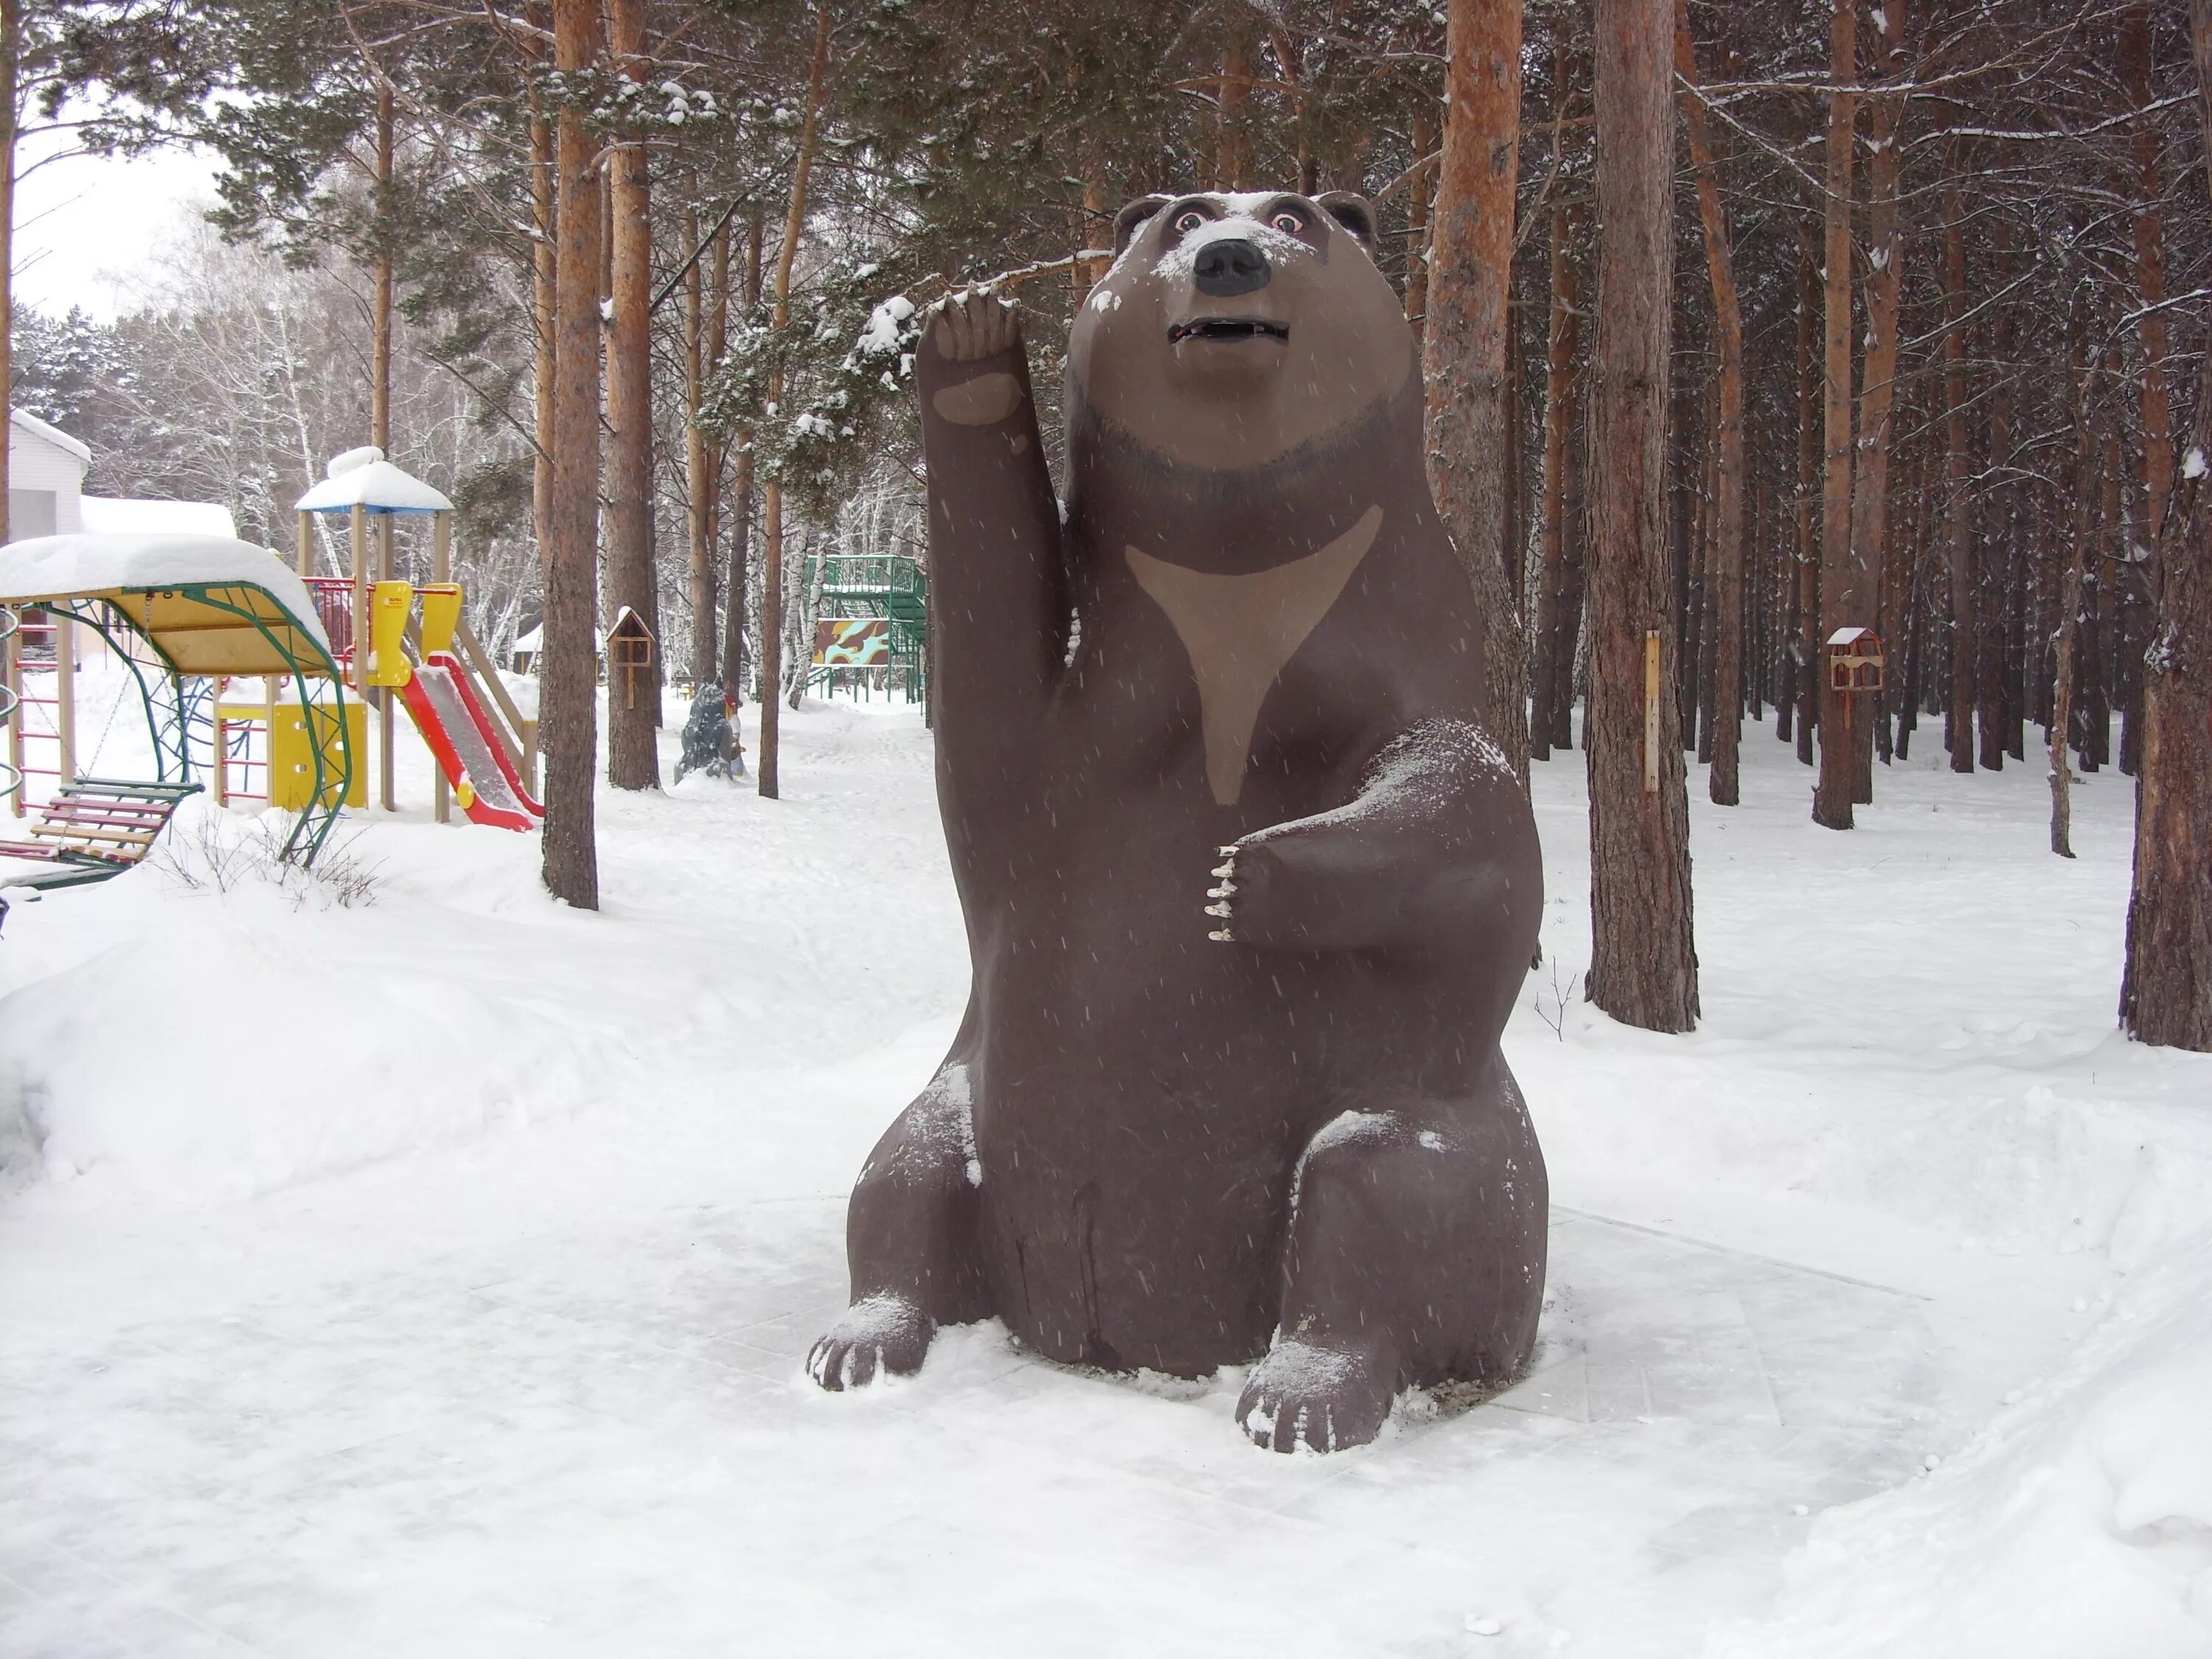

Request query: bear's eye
[
  {"left": 1173, "top": 209, "right": 1208, "bottom": 234},
  {"left": 1270, "top": 210, "right": 1304, "bottom": 234}
]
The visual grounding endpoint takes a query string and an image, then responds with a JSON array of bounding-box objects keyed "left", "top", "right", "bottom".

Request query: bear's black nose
[{"left": 1192, "top": 237, "right": 1271, "bottom": 297}]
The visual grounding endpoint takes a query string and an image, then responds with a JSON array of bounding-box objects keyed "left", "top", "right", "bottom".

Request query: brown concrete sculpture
[{"left": 807, "top": 191, "right": 1547, "bottom": 1453}]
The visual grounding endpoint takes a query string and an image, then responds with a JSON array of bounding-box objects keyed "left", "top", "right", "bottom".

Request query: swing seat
[{"left": 0, "top": 779, "right": 204, "bottom": 890}]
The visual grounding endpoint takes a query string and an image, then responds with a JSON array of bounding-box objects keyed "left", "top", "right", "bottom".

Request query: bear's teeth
[
  {"left": 1208, "top": 928, "right": 1236, "bottom": 943},
  {"left": 1216, "top": 845, "right": 1240, "bottom": 858},
  {"left": 1208, "top": 883, "right": 1237, "bottom": 899},
  {"left": 1205, "top": 901, "right": 1234, "bottom": 919},
  {"left": 1211, "top": 861, "right": 1237, "bottom": 879}
]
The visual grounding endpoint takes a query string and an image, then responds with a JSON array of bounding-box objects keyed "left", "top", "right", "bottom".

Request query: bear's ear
[
  {"left": 1316, "top": 192, "right": 1379, "bottom": 252},
  {"left": 1112, "top": 195, "right": 1174, "bottom": 257}
]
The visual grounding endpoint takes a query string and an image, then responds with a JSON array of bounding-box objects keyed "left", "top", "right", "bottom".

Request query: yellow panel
[
  {"left": 270, "top": 701, "right": 366, "bottom": 810},
  {"left": 367, "top": 581, "right": 414, "bottom": 687},
  {"left": 417, "top": 584, "right": 462, "bottom": 658}
]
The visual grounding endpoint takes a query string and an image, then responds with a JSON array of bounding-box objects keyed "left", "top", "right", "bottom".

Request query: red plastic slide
[{"left": 395, "top": 656, "right": 543, "bottom": 832}]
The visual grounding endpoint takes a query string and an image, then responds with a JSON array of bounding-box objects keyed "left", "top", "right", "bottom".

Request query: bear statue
[{"left": 807, "top": 189, "right": 1547, "bottom": 1453}]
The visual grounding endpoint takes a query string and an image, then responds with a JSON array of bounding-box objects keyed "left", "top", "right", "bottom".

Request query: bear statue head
[{"left": 1066, "top": 190, "right": 1415, "bottom": 476}]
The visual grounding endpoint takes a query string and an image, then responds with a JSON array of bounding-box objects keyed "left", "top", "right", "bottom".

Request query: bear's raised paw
[{"left": 928, "top": 290, "right": 1022, "bottom": 364}]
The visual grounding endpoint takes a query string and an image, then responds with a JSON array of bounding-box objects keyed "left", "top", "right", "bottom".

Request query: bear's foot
[
  {"left": 1235, "top": 1335, "right": 1395, "bottom": 1454},
  {"left": 807, "top": 1293, "right": 935, "bottom": 1391}
]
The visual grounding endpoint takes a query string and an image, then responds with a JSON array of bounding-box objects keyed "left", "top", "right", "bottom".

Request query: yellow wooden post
[
  {"left": 432, "top": 510, "right": 451, "bottom": 824},
  {"left": 212, "top": 701, "right": 229, "bottom": 806},
  {"left": 296, "top": 509, "right": 314, "bottom": 577},
  {"left": 378, "top": 512, "right": 396, "bottom": 811}
]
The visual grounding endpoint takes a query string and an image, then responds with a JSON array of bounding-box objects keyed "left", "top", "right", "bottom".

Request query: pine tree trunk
[
  {"left": 1793, "top": 216, "right": 1820, "bottom": 764},
  {"left": 605, "top": 0, "right": 660, "bottom": 790},
  {"left": 372, "top": 85, "right": 394, "bottom": 452},
  {"left": 1531, "top": 192, "right": 1582, "bottom": 761},
  {"left": 529, "top": 85, "right": 555, "bottom": 601},
  {"left": 2121, "top": 5, "right": 2169, "bottom": 781},
  {"left": 1, "top": 0, "right": 18, "bottom": 547},
  {"left": 1425, "top": 0, "right": 1531, "bottom": 788},
  {"left": 1941, "top": 168, "right": 1975, "bottom": 773},
  {"left": 757, "top": 1, "right": 833, "bottom": 801},
  {"left": 1676, "top": 0, "right": 1745, "bottom": 805},
  {"left": 1585, "top": 0, "right": 1697, "bottom": 1032},
  {"left": 542, "top": 0, "right": 604, "bottom": 908},
  {"left": 1977, "top": 254, "right": 2014, "bottom": 773},
  {"left": 683, "top": 208, "right": 718, "bottom": 690},
  {"left": 2121, "top": 0, "right": 2212, "bottom": 1046},
  {"left": 1813, "top": 0, "right": 1860, "bottom": 829},
  {"left": 1217, "top": 24, "right": 1250, "bottom": 188},
  {"left": 724, "top": 211, "right": 762, "bottom": 702},
  {"left": 2127, "top": 3, "right": 2176, "bottom": 552},
  {"left": 1850, "top": 0, "right": 1906, "bottom": 784},
  {"left": 2051, "top": 320, "right": 2094, "bottom": 860}
]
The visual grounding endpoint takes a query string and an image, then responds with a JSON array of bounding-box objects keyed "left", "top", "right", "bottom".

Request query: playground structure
[
  {"left": 0, "top": 532, "right": 352, "bottom": 886},
  {"left": 293, "top": 448, "right": 541, "bottom": 831},
  {"left": 804, "top": 552, "right": 927, "bottom": 703},
  {"left": 0, "top": 450, "right": 542, "bottom": 891}
]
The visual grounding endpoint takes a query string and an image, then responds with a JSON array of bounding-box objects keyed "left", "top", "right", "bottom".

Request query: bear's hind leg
[
  {"left": 808, "top": 1059, "right": 992, "bottom": 1391},
  {"left": 1238, "top": 1063, "right": 1548, "bottom": 1452}
]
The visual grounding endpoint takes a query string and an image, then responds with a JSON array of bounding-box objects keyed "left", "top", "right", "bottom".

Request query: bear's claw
[{"left": 1208, "top": 844, "right": 1240, "bottom": 942}]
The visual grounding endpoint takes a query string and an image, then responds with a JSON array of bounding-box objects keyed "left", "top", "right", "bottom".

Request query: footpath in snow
[{"left": 2, "top": 690, "right": 2209, "bottom": 1658}]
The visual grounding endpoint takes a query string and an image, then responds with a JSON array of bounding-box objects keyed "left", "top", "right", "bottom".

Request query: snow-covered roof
[
  {"left": 0, "top": 532, "right": 331, "bottom": 653},
  {"left": 511, "top": 622, "right": 604, "bottom": 656},
  {"left": 9, "top": 408, "right": 92, "bottom": 467},
  {"left": 80, "top": 497, "right": 238, "bottom": 539},
  {"left": 294, "top": 445, "right": 453, "bottom": 515},
  {"left": 1826, "top": 626, "right": 1878, "bottom": 647}
]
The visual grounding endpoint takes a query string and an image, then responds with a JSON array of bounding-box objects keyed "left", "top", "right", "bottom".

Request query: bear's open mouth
[{"left": 1169, "top": 318, "right": 1290, "bottom": 345}]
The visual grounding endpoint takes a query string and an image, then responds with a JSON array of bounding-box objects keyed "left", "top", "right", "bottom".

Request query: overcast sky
[{"left": 13, "top": 131, "right": 220, "bottom": 321}]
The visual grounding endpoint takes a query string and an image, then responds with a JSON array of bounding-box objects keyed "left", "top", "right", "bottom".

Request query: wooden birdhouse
[
  {"left": 608, "top": 606, "right": 655, "bottom": 709},
  {"left": 1826, "top": 626, "right": 1885, "bottom": 695}
]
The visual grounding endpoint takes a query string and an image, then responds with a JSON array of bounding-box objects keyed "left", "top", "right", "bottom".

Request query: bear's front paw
[
  {"left": 806, "top": 1293, "right": 936, "bottom": 1391},
  {"left": 928, "top": 289, "right": 1023, "bottom": 364},
  {"left": 1236, "top": 1336, "right": 1395, "bottom": 1454}
]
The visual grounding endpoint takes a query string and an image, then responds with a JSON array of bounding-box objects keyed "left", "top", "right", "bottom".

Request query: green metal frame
[
  {"left": 47, "top": 583, "right": 354, "bottom": 867},
  {"left": 804, "top": 552, "right": 928, "bottom": 703},
  {"left": 52, "top": 599, "right": 189, "bottom": 783}
]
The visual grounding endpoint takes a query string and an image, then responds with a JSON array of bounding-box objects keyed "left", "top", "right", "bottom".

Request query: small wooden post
[
  {"left": 432, "top": 510, "right": 451, "bottom": 824},
  {"left": 378, "top": 512, "right": 395, "bottom": 811},
  {"left": 3, "top": 616, "right": 21, "bottom": 817},
  {"left": 1643, "top": 628, "right": 1661, "bottom": 794},
  {"left": 212, "top": 700, "right": 229, "bottom": 806},
  {"left": 296, "top": 509, "right": 315, "bottom": 577},
  {"left": 54, "top": 613, "right": 76, "bottom": 786},
  {"left": 349, "top": 504, "right": 369, "bottom": 696}
]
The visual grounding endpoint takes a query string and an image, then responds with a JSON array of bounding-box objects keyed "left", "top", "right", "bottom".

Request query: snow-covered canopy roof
[
  {"left": 80, "top": 497, "right": 238, "bottom": 539},
  {"left": 0, "top": 532, "right": 334, "bottom": 675},
  {"left": 294, "top": 445, "right": 453, "bottom": 515}
]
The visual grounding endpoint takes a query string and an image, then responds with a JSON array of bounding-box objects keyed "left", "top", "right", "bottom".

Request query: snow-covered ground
[{"left": 2, "top": 679, "right": 2208, "bottom": 1657}]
